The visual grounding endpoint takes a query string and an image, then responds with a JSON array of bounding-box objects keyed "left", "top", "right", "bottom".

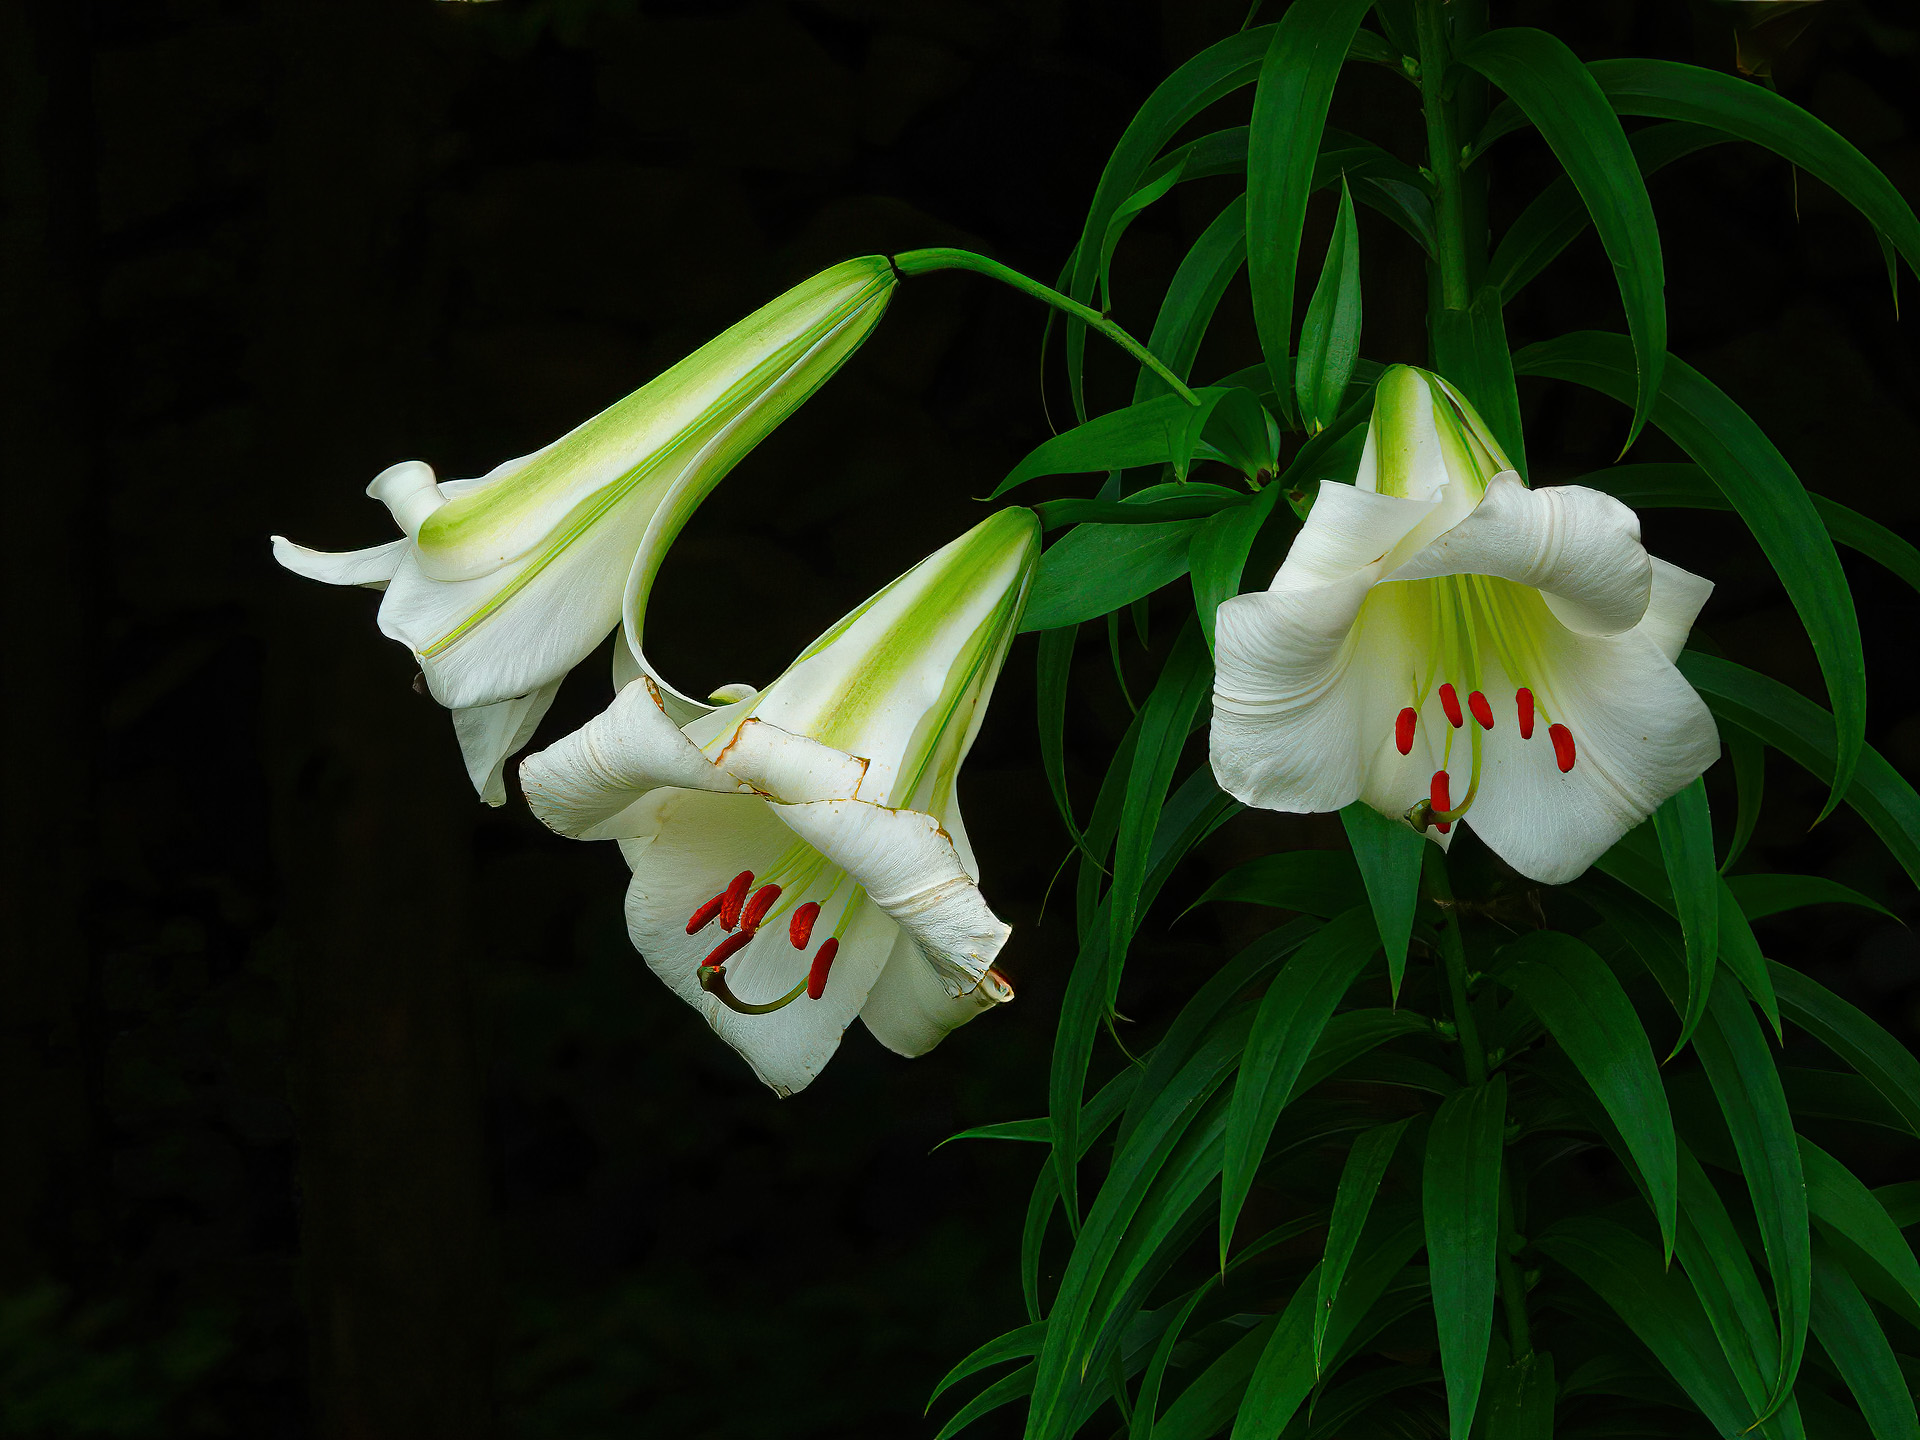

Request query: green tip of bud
[{"left": 1360, "top": 365, "right": 1514, "bottom": 502}]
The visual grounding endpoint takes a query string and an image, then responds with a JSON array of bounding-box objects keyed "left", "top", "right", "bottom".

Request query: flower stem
[
  {"left": 891, "top": 247, "right": 1201, "bottom": 406},
  {"left": 1422, "top": 847, "right": 1534, "bottom": 1361},
  {"left": 1414, "top": 0, "right": 1472, "bottom": 315}
]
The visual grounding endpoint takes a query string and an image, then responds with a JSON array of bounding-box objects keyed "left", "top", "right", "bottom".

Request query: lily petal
[
  {"left": 861, "top": 930, "right": 1013, "bottom": 1058},
  {"left": 453, "top": 680, "right": 560, "bottom": 807},
  {"left": 769, "top": 799, "right": 1009, "bottom": 996},
  {"left": 521, "top": 677, "right": 745, "bottom": 839},
  {"left": 270, "top": 535, "right": 408, "bottom": 591},
  {"left": 1386, "top": 475, "right": 1653, "bottom": 637},
  {"left": 715, "top": 718, "right": 869, "bottom": 803},
  {"left": 1639, "top": 557, "right": 1714, "bottom": 664}
]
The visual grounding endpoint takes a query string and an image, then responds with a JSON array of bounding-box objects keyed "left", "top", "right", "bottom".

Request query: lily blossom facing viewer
[
  {"left": 520, "top": 509, "right": 1040, "bottom": 1096},
  {"left": 271, "top": 257, "right": 897, "bottom": 803},
  {"left": 1209, "top": 366, "right": 1719, "bottom": 885}
]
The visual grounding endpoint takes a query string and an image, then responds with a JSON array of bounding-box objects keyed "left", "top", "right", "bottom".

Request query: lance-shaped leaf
[
  {"left": 1678, "top": 652, "right": 1920, "bottom": 890},
  {"left": 1483, "top": 1352, "right": 1555, "bottom": 1440},
  {"left": 1246, "top": 0, "right": 1377, "bottom": 418},
  {"left": 1138, "top": 195, "right": 1249, "bottom": 403},
  {"left": 993, "top": 391, "right": 1211, "bottom": 498},
  {"left": 1314, "top": 1117, "right": 1413, "bottom": 1370},
  {"left": 1187, "top": 848, "right": 1366, "bottom": 920},
  {"left": 1518, "top": 335, "right": 1866, "bottom": 816},
  {"left": 1810, "top": 1239, "right": 1920, "bottom": 1440},
  {"left": 1340, "top": 801, "right": 1426, "bottom": 999},
  {"left": 1652, "top": 778, "right": 1718, "bottom": 1055},
  {"left": 1724, "top": 726, "right": 1765, "bottom": 874},
  {"left": 1675, "top": 1147, "right": 1780, "bottom": 1414},
  {"left": 1219, "top": 905, "right": 1381, "bottom": 1260},
  {"left": 1506, "top": 930, "right": 1676, "bottom": 1257},
  {"left": 1022, "top": 519, "right": 1206, "bottom": 632},
  {"left": 1191, "top": 486, "right": 1283, "bottom": 652},
  {"left": 1295, "top": 179, "right": 1363, "bottom": 434},
  {"left": 1802, "top": 1137, "right": 1920, "bottom": 1323},
  {"left": 1726, "top": 874, "right": 1893, "bottom": 923},
  {"left": 1425, "top": 1075, "right": 1508, "bottom": 1440},
  {"left": 1458, "top": 28, "right": 1665, "bottom": 447}
]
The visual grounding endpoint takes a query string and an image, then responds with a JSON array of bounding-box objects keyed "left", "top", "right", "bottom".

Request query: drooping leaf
[
  {"left": 1245, "top": 0, "right": 1377, "bottom": 419},
  {"left": 1340, "top": 800, "right": 1427, "bottom": 999},
  {"left": 1037, "top": 625, "right": 1086, "bottom": 855},
  {"left": 933, "top": 1361, "right": 1035, "bottom": 1440},
  {"left": 1424, "top": 1075, "right": 1508, "bottom": 1440},
  {"left": 1801, "top": 1136, "right": 1920, "bottom": 1322},
  {"left": 1037, "top": 492, "right": 1243, "bottom": 530},
  {"left": 1484, "top": 1351, "right": 1556, "bottom": 1440},
  {"left": 1022, "top": 519, "right": 1206, "bottom": 632},
  {"left": 1130, "top": 1282, "right": 1214, "bottom": 1440},
  {"left": 1516, "top": 337, "right": 1866, "bottom": 817},
  {"left": 1505, "top": 930, "right": 1677, "bottom": 1258},
  {"left": 1723, "top": 727, "right": 1765, "bottom": 874},
  {"left": 928, "top": 1322, "right": 1046, "bottom": 1409},
  {"left": 1295, "top": 179, "right": 1364, "bottom": 434},
  {"left": 1652, "top": 779, "right": 1718, "bottom": 1056},
  {"left": 1810, "top": 1238, "right": 1920, "bottom": 1440},
  {"left": 1458, "top": 29, "right": 1665, "bottom": 447},
  {"left": 1315, "top": 1117, "right": 1414, "bottom": 1371},
  {"left": 1191, "top": 487, "right": 1281, "bottom": 652},
  {"left": 993, "top": 392, "right": 1207, "bottom": 499},
  {"left": 1724, "top": 874, "right": 1894, "bottom": 923},
  {"left": 1220, "top": 905, "right": 1382, "bottom": 1260},
  {"left": 1187, "top": 848, "right": 1366, "bottom": 920},
  {"left": 1136, "top": 195, "right": 1248, "bottom": 402},
  {"left": 1771, "top": 964, "right": 1920, "bottom": 1142}
]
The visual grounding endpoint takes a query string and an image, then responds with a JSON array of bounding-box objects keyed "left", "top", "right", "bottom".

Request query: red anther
[
  {"left": 718, "top": 870, "right": 754, "bottom": 930},
  {"left": 1394, "top": 707, "right": 1417, "bottom": 756},
  {"left": 1430, "top": 770, "right": 1453, "bottom": 835},
  {"left": 1468, "top": 690, "right": 1494, "bottom": 730},
  {"left": 788, "top": 901, "right": 821, "bottom": 950},
  {"left": 738, "top": 884, "right": 782, "bottom": 934},
  {"left": 700, "top": 930, "right": 752, "bottom": 971},
  {"left": 1549, "top": 723, "right": 1577, "bottom": 774},
  {"left": 806, "top": 938, "right": 840, "bottom": 1000},
  {"left": 1439, "top": 683, "right": 1464, "bottom": 729},
  {"left": 685, "top": 894, "right": 725, "bottom": 935},
  {"left": 1516, "top": 688, "right": 1535, "bottom": 741}
]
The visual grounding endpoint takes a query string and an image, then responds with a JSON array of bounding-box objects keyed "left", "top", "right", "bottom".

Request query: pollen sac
[
  {"left": 1429, "top": 769, "right": 1453, "bottom": 835},
  {"left": 1549, "top": 723, "right": 1577, "bottom": 773},
  {"left": 1395, "top": 707, "right": 1417, "bottom": 756},
  {"left": 1439, "top": 683, "right": 1464, "bottom": 729},
  {"left": 1516, "top": 688, "right": 1535, "bottom": 741},
  {"left": 701, "top": 930, "right": 753, "bottom": 971},
  {"left": 1467, "top": 690, "right": 1494, "bottom": 730},
  {"left": 806, "top": 938, "right": 840, "bottom": 1000},
  {"left": 738, "top": 884, "right": 782, "bottom": 934},
  {"left": 788, "top": 901, "right": 820, "bottom": 950},
  {"left": 718, "top": 870, "right": 755, "bottom": 930},
  {"left": 685, "top": 893, "right": 725, "bottom": 935}
]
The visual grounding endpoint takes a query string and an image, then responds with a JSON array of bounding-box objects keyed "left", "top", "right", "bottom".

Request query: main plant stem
[
  {"left": 1423, "top": 848, "right": 1534, "bottom": 1361},
  {"left": 891, "top": 247, "right": 1200, "bottom": 406},
  {"left": 1414, "top": 0, "right": 1471, "bottom": 314}
]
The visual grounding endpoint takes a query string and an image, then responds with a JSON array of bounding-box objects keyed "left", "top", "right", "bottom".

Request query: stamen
[
  {"left": 1430, "top": 770, "right": 1453, "bottom": 835},
  {"left": 806, "top": 938, "right": 840, "bottom": 1000},
  {"left": 788, "top": 901, "right": 820, "bottom": 950},
  {"left": 1516, "top": 688, "right": 1535, "bottom": 741},
  {"left": 1439, "top": 683, "right": 1464, "bottom": 729},
  {"left": 700, "top": 930, "right": 753, "bottom": 971},
  {"left": 718, "top": 870, "right": 754, "bottom": 930},
  {"left": 1395, "top": 707, "right": 1417, "bottom": 756},
  {"left": 685, "top": 894, "right": 725, "bottom": 935},
  {"left": 1467, "top": 690, "right": 1494, "bottom": 730},
  {"left": 1549, "top": 723, "right": 1577, "bottom": 773},
  {"left": 739, "top": 884, "right": 782, "bottom": 934}
]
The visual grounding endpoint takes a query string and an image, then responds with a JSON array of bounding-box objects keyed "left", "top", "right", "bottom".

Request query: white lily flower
[
  {"left": 1210, "top": 365, "right": 1719, "bottom": 885},
  {"left": 271, "top": 256, "right": 897, "bottom": 803},
  {"left": 519, "top": 508, "right": 1040, "bottom": 1096}
]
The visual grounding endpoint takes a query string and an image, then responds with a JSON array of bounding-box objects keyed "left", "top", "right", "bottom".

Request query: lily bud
[{"left": 271, "top": 256, "right": 897, "bottom": 802}]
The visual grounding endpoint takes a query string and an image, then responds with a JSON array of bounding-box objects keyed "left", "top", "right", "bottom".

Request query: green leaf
[
  {"left": 1424, "top": 1075, "right": 1508, "bottom": 1440},
  {"left": 1674, "top": 1146, "right": 1781, "bottom": 1412},
  {"left": 1458, "top": 28, "right": 1665, "bottom": 448},
  {"left": 993, "top": 391, "right": 1203, "bottom": 498},
  {"left": 1037, "top": 492, "right": 1242, "bottom": 529},
  {"left": 1484, "top": 1351, "right": 1556, "bottom": 1440},
  {"left": 928, "top": 1322, "right": 1045, "bottom": 1409},
  {"left": 1802, "top": 1137, "right": 1920, "bottom": 1322},
  {"left": 1725, "top": 874, "right": 1894, "bottom": 923},
  {"left": 1191, "top": 489, "right": 1280, "bottom": 652},
  {"left": 1187, "top": 848, "right": 1366, "bottom": 919},
  {"left": 1724, "top": 727, "right": 1765, "bottom": 874},
  {"left": 1492, "top": 121, "right": 1728, "bottom": 304},
  {"left": 1588, "top": 58, "right": 1920, "bottom": 288},
  {"left": 1152, "top": 1313, "right": 1279, "bottom": 1440},
  {"left": 937, "top": 1118, "right": 1050, "bottom": 1148},
  {"left": 932, "top": 1361, "right": 1034, "bottom": 1440},
  {"left": 1021, "top": 520, "right": 1205, "bottom": 632},
  {"left": 1505, "top": 930, "right": 1677, "bottom": 1259},
  {"left": 1136, "top": 196, "right": 1248, "bottom": 402},
  {"left": 1771, "top": 963, "right": 1920, "bottom": 1142},
  {"left": 1130, "top": 1283, "right": 1213, "bottom": 1440},
  {"left": 1677, "top": 653, "right": 1920, "bottom": 890},
  {"left": 1315, "top": 1117, "right": 1414, "bottom": 1371},
  {"left": 1024, "top": 1067, "right": 1142, "bottom": 1317},
  {"left": 1228, "top": 1273, "right": 1321, "bottom": 1440},
  {"left": 1536, "top": 1216, "right": 1755, "bottom": 1436},
  {"left": 1036, "top": 624, "right": 1086, "bottom": 856},
  {"left": 1339, "top": 801, "right": 1426, "bottom": 999},
  {"left": 1516, "top": 338, "right": 1867, "bottom": 817},
  {"left": 1295, "top": 179, "right": 1363, "bottom": 434},
  {"left": 1430, "top": 285, "right": 1526, "bottom": 478},
  {"left": 1220, "top": 905, "right": 1382, "bottom": 1260},
  {"left": 1810, "top": 1238, "right": 1920, "bottom": 1440},
  {"left": 1652, "top": 779, "right": 1718, "bottom": 1056},
  {"left": 1245, "top": 0, "right": 1377, "bottom": 419}
]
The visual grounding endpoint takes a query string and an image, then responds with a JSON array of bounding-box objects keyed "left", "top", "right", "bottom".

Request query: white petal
[
  {"left": 1386, "top": 476, "right": 1653, "bottom": 637},
  {"left": 769, "top": 799, "right": 1009, "bottom": 996},
  {"left": 365, "top": 460, "right": 446, "bottom": 539},
  {"left": 714, "top": 718, "right": 869, "bottom": 803},
  {"left": 271, "top": 535, "right": 408, "bottom": 590},
  {"left": 452, "top": 679, "right": 560, "bottom": 807},
  {"left": 1273, "top": 481, "right": 1435, "bottom": 590},
  {"left": 1454, "top": 592, "right": 1720, "bottom": 885},
  {"left": 521, "top": 677, "right": 744, "bottom": 840},
  {"left": 617, "top": 790, "right": 899, "bottom": 1096},
  {"left": 1638, "top": 557, "right": 1713, "bottom": 663},
  {"left": 860, "top": 930, "right": 1013, "bottom": 1058}
]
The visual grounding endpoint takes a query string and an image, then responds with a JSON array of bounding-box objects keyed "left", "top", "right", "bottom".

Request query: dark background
[{"left": 3, "top": 0, "right": 1917, "bottom": 1435}]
